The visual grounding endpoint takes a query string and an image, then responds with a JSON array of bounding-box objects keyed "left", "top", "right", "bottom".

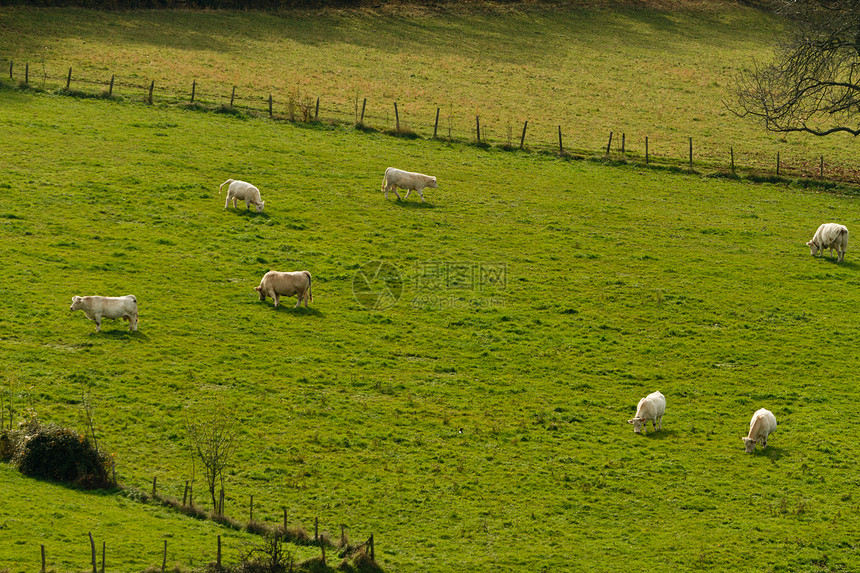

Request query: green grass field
[
  {"left": 2, "top": 3, "right": 860, "bottom": 572},
  {"left": 2, "top": 2, "right": 858, "bottom": 179}
]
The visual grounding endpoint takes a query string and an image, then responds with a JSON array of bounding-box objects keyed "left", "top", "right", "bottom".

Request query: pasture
[
  {"left": 1, "top": 3, "right": 860, "bottom": 572},
  {"left": 2, "top": 2, "right": 859, "bottom": 177}
]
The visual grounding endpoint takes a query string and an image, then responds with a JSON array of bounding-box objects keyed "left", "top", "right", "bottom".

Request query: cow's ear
[
  {"left": 627, "top": 419, "right": 634, "bottom": 424},
  {"left": 254, "top": 286, "right": 262, "bottom": 292}
]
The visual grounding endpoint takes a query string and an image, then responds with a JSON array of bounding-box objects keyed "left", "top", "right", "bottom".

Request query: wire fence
[{"left": 4, "top": 57, "right": 859, "bottom": 186}]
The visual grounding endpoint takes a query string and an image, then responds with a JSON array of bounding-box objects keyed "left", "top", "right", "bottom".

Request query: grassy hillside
[
  {"left": 2, "top": 2, "right": 857, "bottom": 179},
  {"left": 1, "top": 80, "right": 859, "bottom": 572}
]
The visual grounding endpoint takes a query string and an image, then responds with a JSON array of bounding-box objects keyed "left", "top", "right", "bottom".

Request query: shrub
[{"left": 15, "top": 422, "right": 113, "bottom": 489}]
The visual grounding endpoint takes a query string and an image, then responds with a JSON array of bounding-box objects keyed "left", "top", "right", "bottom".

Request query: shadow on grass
[
  {"left": 89, "top": 329, "right": 149, "bottom": 341},
  {"left": 228, "top": 208, "right": 270, "bottom": 220},
  {"left": 636, "top": 428, "right": 676, "bottom": 440},
  {"left": 390, "top": 200, "right": 436, "bottom": 209},
  {"left": 270, "top": 305, "right": 324, "bottom": 318}
]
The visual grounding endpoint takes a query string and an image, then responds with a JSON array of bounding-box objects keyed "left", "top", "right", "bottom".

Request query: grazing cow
[
  {"left": 807, "top": 223, "right": 848, "bottom": 262},
  {"left": 742, "top": 408, "right": 777, "bottom": 453},
  {"left": 220, "top": 179, "right": 265, "bottom": 212},
  {"left": 381, "top": 167, "right": 437, "bottom": 202},
  {"left": 70, "top": 295, "right": 138, "bottom": 332},
  {"left": 255, "top": 270, "right": 313, "bottom": 308},
  {"left": 627, "top": 391, "right": 665, "bottom": 435}
]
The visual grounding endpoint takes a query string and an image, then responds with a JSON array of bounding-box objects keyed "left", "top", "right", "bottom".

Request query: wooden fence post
[
  {"left": 162, "top": 539, "right": 167, "bottom": 572},
  {"left": 476, "top": 116, "right": 481, "bottom": 142},
  {"left": 606, "top": 132, "right": 613, "bottom": 155},
  {"left": 25, "top": 63, "right": 29, "bottom": 85},
  {"left": 219, "top": 488, "right": 225, "bottom": 517},
  {"left": 370, "top": 533, "right": 375, "bottom": 561},
  {"left": 148, "top": 81, "right": 154, "bottom": 105},
  {"left": 66, "top": 67, "right": 72, "bottom": 90},
  {"left": 520, "top": 120, "right": 528, "bottom": 150},
  {"left": 152, "top": 476, "right": 157, "bottom": 498},
  {"left": 820, "top": 155, "right": 824, "bottom": 178},
  {"left": 40, "top": 544, "right": 46, "bottom": 573},
  {"left": 645, "top": 136, "right": 649, "bottom": 165},
  {"left": 268, "top": 95, "right": 273, "bottom": 118},
  {"left": 191, "top": 80, "right": 196, "bottom": 103},
  {"left": 394, "top": 102, "right": 400, "bottom": 131},
  {"left": 217, "top": 535, "right": 221, "bottom": 569},
  {"left": 230, "top": 86, "right": 236, "bottom": 107},
  {"left": 360, "top": 98, "right": 366, "bottom": 123},
  {"left": 433, "top": 108, "right": 440, "bottom": 138},
  {"left": 314, "top": 516, "right": 319, "bottom": 543},
  {"left": 621, "top": 132, "right": 625, "bottom": 154},
  {"left": 314, "top": 97, "right": 319, "bottom": 121},
  {"left": 689, "top": 137, "right": 693, "bottom": 169},
  {"left": 731, "top": 146, "right": 735, "bottom": 173},
  {"left": 283, "top": 507, "right": 288, "bottom": 533},
  {"left": 321, "top": 539, "right": 326, "bottom": 564},
  {"left": 183, "top": 480, "right": 189, "bottom": 505},
  {"left": 88, "top": 532, "right": 97, "bottom": 573},
  {"left": 558, "top": 125, "right": 563, "bottom": 154},
  {"left": 776, "top": 151, "right": 780, "bottom": 176},
  {"left": 7, "top": 60, "right": 11, "bottom": 80},
  {"left": 109, "top": 75, "right": 115, "bottom": 97},
  {"left": 101, "top": 541, "right": 105, "bottom": 573}
]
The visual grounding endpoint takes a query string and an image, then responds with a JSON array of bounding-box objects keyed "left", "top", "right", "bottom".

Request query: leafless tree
[
  {"left": 732, "top": 0, "right": 860, "bottom": 136},
  {"left": 185, "top": 407, "right": 239, "bottom": 512}
]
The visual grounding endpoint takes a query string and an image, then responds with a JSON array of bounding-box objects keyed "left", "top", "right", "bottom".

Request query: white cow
[
  {"left": 742, "top": 408, "right": 777, "bottom": 453},
  {"left": 627, "top": 391, "right": 665, "bottom": 435},
  {"left": 381, "top": 167, "right": 437, "bottom": 202},
  {"left": 255, "top": 270, "right": 313, "bottom": 308},
  {"left": 70, "top": 295, "right": 138, "bottom": 332},
  {"left": 220, "top": 179, "right": 265, "bottom": 212},
  {"left": 807, "top": 223, "right": 848, "bottom": 262}
]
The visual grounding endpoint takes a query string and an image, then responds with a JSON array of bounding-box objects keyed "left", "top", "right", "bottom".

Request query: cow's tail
[
  {"left": 304, "top": 271, "right": 313, "bottom": 303},
  {"left": 219, "top": 179, "right": 234, "bottom": 194}
]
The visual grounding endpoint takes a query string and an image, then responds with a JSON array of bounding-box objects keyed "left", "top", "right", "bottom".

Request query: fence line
[
  {"left": 31, "top": 475, "right": 378, "bottom": 572},
  {"left": 2, "top": 57, "right": 857, "bottom": 185}
]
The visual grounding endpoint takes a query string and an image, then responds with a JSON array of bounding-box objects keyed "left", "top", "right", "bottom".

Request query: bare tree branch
[{"left": 730, "top": 0, "right": 860, "bottom": 136}]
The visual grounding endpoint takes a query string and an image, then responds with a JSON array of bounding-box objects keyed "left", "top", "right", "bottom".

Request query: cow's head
[
  {"left": 255, "top": 200, "right": 265, "bottom": 213},
  {"left": 254, "top": 285, "right": 265, "bottom": 301},
  {"left": 742, "top": 437, "right": 757, "bottom": 453},
  {"left": 429, "top": 177, "right": 438, "bottom": 189},
  {"left": 70, "top": 296, "right": 83, "bottom": 311},
  {"left": 807, "top": 240, "right": 819, "bottom": 256},
  {"left": 627, "top": 417, "right": 644, "bottom": 434}
]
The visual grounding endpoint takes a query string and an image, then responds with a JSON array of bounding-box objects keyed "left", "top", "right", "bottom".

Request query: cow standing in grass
[
  {"left": 807, "top": 223, "right": 848, "bottom": 262},
  {"left": 627, "top": 391, "right": 665, "bottom": 435},
  {"left": 70, "top": 295, "right": 138, "bottom": 332},
  {"left": 255, "top": 271, "right": 313, "bottom": 308},
  {"left": 742, "top": 408, "right": 777, "bottom": 453},
  {"left": 381, "top": 167, "right": 437, "bottom": 202},
  {"left": 220, "top": 179, "right": 265, "bottom": 212}
]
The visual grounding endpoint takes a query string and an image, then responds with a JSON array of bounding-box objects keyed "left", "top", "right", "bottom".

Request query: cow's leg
[
  {"left": 94, "top": 316, "right": 102, "bottom": 332},
  {"left": 129, "top": 313, "right": 138, "bottom": 331},
  {"left": 294, "top": 294, "right": 302, "bottom": 308},
  {"left": 418, "top": 189, "right": 425, "bottom": 202},
  {"left": 393, "top": 187, "right": 402, "bottom": 200},
  {"left": 404, "top": 189, "right": 412, "bottom": 200},
  {"left": 657, "top": 415, "right": 662, "bottom": 430},
  {"left": 245, "top": 199, "right": 251, "bottom": 210},
  {"left": 272, "top": 292, "right": 280, "bottom": 307},
  {"left": 225, "top": 194, "right": 231, "bottom": 209}
]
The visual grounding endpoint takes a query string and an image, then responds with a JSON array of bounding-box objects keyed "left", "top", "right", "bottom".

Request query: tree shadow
[
  {"left": 230, "top": 209, "right": 270, "bottom": 220},
  {"left": 89, "top": 328, "right": 148, "bottom": 341}
]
